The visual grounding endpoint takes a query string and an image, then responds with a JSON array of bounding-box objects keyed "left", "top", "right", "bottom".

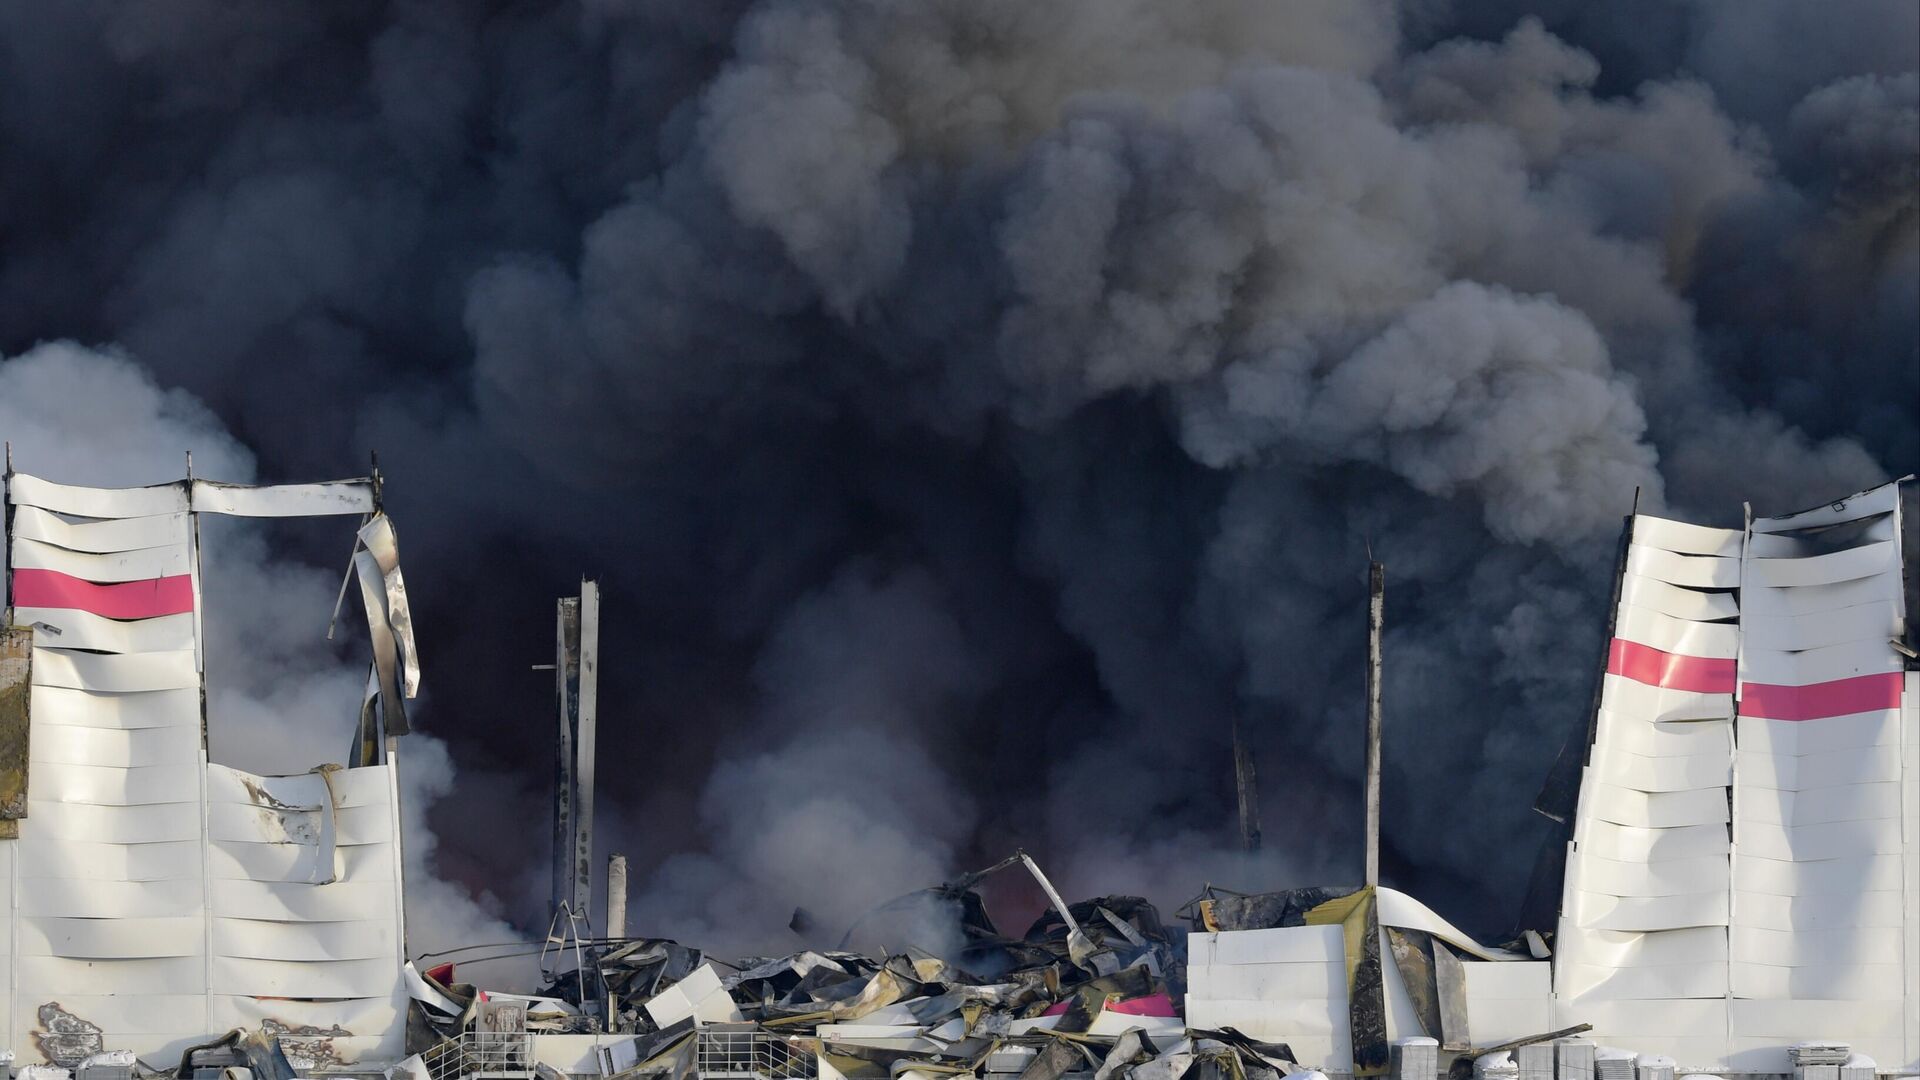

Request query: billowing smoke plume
[{"left": 0, "top": 0, "right": 1912, "bottom": 969}]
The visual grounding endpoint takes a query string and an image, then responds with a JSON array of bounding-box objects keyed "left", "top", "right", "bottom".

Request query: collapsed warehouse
[{"left": 0, "top": 468, "right": 1915, "bottom": 1076}]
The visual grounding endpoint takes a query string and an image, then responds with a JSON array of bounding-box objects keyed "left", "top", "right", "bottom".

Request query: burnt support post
[
  {"left": 1232, "top": 714, "right": 1261, "bottom": 852},
  {"left": 607, "top": 853, "right": 629, "bottom": 940},
  {"left": 551, "top": 579, "right": 600, "bottom": 924},
  {"left": 1364, "top": 561, "right": 1384, "bottom": 887}
]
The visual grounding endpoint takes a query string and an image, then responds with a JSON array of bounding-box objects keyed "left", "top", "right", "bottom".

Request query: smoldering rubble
[{"left": 402, "top": 856, "right": 1439, "bottom": 1079}]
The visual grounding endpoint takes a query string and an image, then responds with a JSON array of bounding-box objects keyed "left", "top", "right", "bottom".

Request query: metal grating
[
  {"left": 696, "top": 1025, "right": 815, "bottom": 1080},
  {"left": 422, "top": 1033, "right": 535, "bottom": 1080}
]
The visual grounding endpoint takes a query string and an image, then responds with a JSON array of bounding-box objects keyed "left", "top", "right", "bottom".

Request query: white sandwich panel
[
  {"left": 1619, "top": 573, "right": 1740, "bottom": 621},
  {"left": 26, "top": 685, "right": 201, "bottom": 729},
  {"left": 10, "top": 536, "right": 191, "bottom": 582},
  {"left": 1624, "top": 545, "right": 1740, "bottom": 589},
  {"left": 7, "top": 505, "right": 191, "bottom": 554},
  {"left": 6, "top": 474, "right": 190, "bottom": 517},
  {"left": 14, "top": 608, "right": 197, "bottom": 654}
]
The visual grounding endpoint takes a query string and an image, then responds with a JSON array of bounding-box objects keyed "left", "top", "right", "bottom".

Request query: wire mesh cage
[
  {"left": 421, "top": 1032, "right": 535, "bottom": 1080},
  {"left": 695, "top": 1025, "right": 816, "bottom": 1080}
]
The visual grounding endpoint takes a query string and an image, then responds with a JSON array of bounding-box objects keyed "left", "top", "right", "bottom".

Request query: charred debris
[{"left": 412, "top": 849, "right": 1295, "bottom": 1078}]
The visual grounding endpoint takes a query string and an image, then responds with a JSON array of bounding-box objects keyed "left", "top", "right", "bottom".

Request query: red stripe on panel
[
  {"left": 1740, "top": 672, "right": 1903, "bottom": 722},
  {"left": 1606, "top": 637, "right": 1736, "bottom": 693},
  {"left": 11, "top": 567, "right": 194, "bottom": 619}
]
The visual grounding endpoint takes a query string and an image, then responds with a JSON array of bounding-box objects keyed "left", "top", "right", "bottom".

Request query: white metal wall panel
[
  {"left": 3, "top": 473, "right": 406, "bottom": 1066},
  {"left": 1555, "top": 514, "right": 1739, "bottom": 1021},
  {"left": 1730, "top": 481, "right": 1909, "bottom": 1071}
]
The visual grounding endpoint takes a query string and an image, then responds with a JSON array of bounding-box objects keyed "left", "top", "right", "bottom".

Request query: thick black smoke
[{"left": 1, "top": 0, "right": 1913, "bottom": 966}]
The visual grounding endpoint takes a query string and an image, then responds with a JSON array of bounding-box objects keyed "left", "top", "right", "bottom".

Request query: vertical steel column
[
  {"left": 551, "top": 594, "right": 580, "bottom": 922},
  {"left": 574, "top": 579, "right": 599, "bottom": 921},
  {"left": 551, "top": 579, "right": 600, "bottom": 923},
  {"left": 1364, "top": 561, "right": 1384, "bottom": 887}
]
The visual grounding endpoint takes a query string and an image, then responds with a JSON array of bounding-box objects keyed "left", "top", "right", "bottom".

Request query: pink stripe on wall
[
  {"left": 1607, "top": 637, "right": 1736, "bottom": 693},
  {"left": 10, "top": 567, "right": 194, "bottom": 619},
  {"left": 1740, "top": 672, "right": 1903, "bottom": 721}
]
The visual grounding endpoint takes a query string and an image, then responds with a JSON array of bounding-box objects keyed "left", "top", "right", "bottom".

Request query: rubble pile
[{"left": 405, "top": 857, "right": 1308, "bottom": 1080}]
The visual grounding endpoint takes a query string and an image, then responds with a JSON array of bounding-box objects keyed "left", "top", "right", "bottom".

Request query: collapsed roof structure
[{"left": 0, "top": 467, "right": 1913, "bottom": 1077}]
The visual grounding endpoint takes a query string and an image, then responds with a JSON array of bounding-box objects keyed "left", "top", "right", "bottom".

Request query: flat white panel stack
[
  {"left": 1730, "top": 483, "right": 1910, "bottom": 1068},
  {"left": 4, "top": 474, "right": 407, "bottom": 1066},
  {"left": 1185, "top": 925, "right": 1349, "bottom": 1069},
  {"left": 1460, "top": 961, "right": 1551, "bottom": 1043},
  {"left": 1554, "top": 513, "right": 1741, "bottom": 1055}
]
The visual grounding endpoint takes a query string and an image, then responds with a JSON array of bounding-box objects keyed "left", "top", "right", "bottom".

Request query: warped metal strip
[
  {"left": 1743, "top": 672, "right": 1904, "bottom": 722},
  {"left": 1625, "top": 543, "right": 1741, "bottom": 588},
  {"left": 1566, "top": 850, "right": 1729, "bottom": 897},
  {"left": 27, "top": 685, "right": 201, "bottom": 729},
  {"left": 29, "top": 647, "right": 200, "bottom": 692},
  {"left": 23, "top": 797, "right": 201, "bottom": 842},
  {"left": 12, "top": 535, "right": 190, "bottom": 581},
  {"left": 12, "top": 568, "right": 195, "bottom": 619},
  {"left": 1620, "top": 572, "right": 1740, "bottom": 621},
  {"left": 1633, "top": 514, "right": 1744, "bottom": 557},
  {"left": 1750, "top": 481, "right": 1903, "bottom": 533},
  {"left": 190, "top": 478, "right": 375, "bottom": 517},
  {"left": 17, "top": 915, "right": 204, "bottom": 958},
  {"left": 1738, "top": 638, "right": 1902, "bottom": 687},
  {"left": 1735, "top": 709, "right": 1899, "bottom": 754},
  {"left": 31, "top": 724, "right": 201, "bottom": 768},
  {"left": 1733, "top": 890, "right": 1903, "bottom": 931},
  {"left": 206, "top": 839, "right": 393, "bottom": 883},
  {"left": 1582, "top": 778, "right": 1730, "bottom": 829},
  {"left": 1731, "top": 960, "right": 1904, "bottom": 1000},
  {"left": 1733, "top": 853, "right": 1903, "bottom": 896},
  {"left": 209, "top": 879, "right": 401, "bottom": 922},
  {"left": 1742, "top": 600, "right": 1901, "bottom": 652},
  {"left": 14, "top": 954, "right": 205, "bottom": 996},
  {"left": 1573, "top": 818, "right": 1731, "bottom": 862},
  {"left": 1552, "top": 923, "right": 1727, "bottom": 969},
  {"left": 1565, "top": 889, "right": 1730, "bottom": 932},
  {"left": 1735, "top": 744, "right": 1902, "bottom": 790},
  {"left": 14, "top": 877, "right": 205, "bottom": 919},
  {"left": 8, "top": 505, "right": 190, "bottom": 553},
  {"left": 211, "top": 954, "right": 405, "bottom": 999},
  {"left": 3, "top": 992, "right": 207, "bottom": 1033},
  {"left": 14, "top": 607, "right": 196, "bottom": 654},
  {"left": 1746, "top": 540, "right": 1897, "bottom": 588},
  {"left": 206, "top": 800, "right": 393, "bottom": 846},
  {"left": 1614, "top": 605, "right": 1740, "bottom": 658},
  {"left": 15, "top": 838, "right": 204, "bottom": 882},
  {"left": 212, "top": 916, "right": 397, "bottom": 962},
  {"left": 29, "top": 761, "right": 205, "bottom": 806},
  {"left": 1736, "top": 781, "right": 1902, "bottom": 827},
  {"left": 7, "top": 473, "right": 188, "bottom": 517},
  {"left": 1734, "top": 819, "right": 1901, "bottom": 861}
]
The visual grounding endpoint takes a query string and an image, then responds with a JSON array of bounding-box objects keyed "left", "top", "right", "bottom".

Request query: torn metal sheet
[{"left": 357, "top": 515, "right": 419, "bottom": 698}]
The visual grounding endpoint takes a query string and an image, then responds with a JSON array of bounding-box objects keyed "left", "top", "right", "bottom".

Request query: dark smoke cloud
[{"left": 1, "top": 0, "right": 1913, "bottom": 971}]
